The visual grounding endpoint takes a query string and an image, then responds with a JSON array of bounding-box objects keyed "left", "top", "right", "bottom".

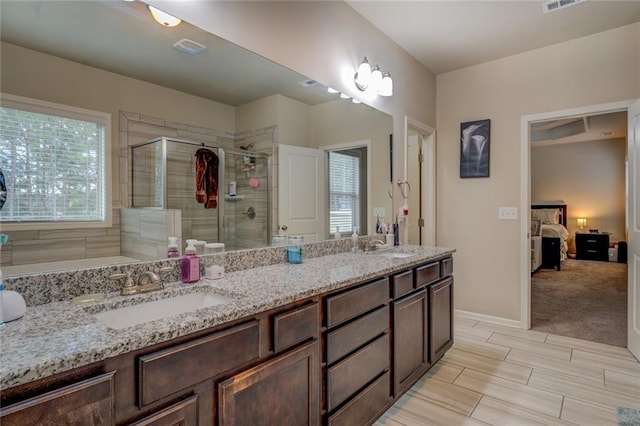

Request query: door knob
[{"left": 281, "top": 225, "right": 288, "bottom": 231}]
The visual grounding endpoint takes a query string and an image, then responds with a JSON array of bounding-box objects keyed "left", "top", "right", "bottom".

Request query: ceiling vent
[
  {"left": 531, "top": 117, "right": 588, "bottom": 142},
  {"left": 298, "top": 79, "right": 319, "bottom": 88},
  {"left": 542, "top": 0, "right": 586, "bottom": 13},
  {"left": 172, "top": 39, "right": 206, "bottom": 55}
]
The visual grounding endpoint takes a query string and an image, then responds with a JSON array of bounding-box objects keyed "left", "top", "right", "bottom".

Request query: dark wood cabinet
[
  {"left": 392, "top": 289, "right": 428, "bottom": 396},
  {"left": 3, "top": 255, "right": 454, "bottom": 426},
  {"left": 429, "top": 277, "right": 453, "bottom": 363},
  {"left": 0, "top": 371, "right": 115, "bottom": 426},
  {"left": 218, "top": 340, "right": 320, "bottom": 426},
  {"left": 131, "top": 395, "right": 198, "bottom": 426},
  {"left": 576, "top": 232, "right": 610, "bottom": 262}
]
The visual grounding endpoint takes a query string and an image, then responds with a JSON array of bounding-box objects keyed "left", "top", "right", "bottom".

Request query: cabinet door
[
  {"left": 430, "top": 278, "right": 453, "bottom": 362},
  {"left": 131, "top": 395, "right": 198, "bottom": 426},
  {"left": 0, "top": 372, "right": 115, "bottom": 426},
  {"left": 218, "top": 340, "right": 320, "bottom": 426},
  {"left": 392, "top": 289, "right": 428, "bottom": 396}
]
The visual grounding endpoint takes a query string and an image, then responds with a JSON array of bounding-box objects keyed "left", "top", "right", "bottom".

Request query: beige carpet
[{"left": 531, "top": 258, "right": 628, "bottom": 347}]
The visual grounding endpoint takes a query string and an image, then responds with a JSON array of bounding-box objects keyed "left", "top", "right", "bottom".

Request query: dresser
[{"left": 575, "top": 232, "right": 610, "bottom": 262}]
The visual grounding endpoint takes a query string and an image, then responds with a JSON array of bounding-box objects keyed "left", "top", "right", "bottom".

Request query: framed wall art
[{"left": 460, "top": 119, "right": 490, "bottom": 178}]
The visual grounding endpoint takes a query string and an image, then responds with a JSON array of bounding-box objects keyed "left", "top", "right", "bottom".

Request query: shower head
[{"left": 239, "top": 143, "right": 254, "bottom": 151}]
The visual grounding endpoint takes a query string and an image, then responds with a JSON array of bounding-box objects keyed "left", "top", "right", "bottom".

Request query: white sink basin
[
  {"left": 377, "top": 252, "right": 414, "bottom": 258},
  {"left": 92, "top": 292, "right": 234, "bottom": 330}
]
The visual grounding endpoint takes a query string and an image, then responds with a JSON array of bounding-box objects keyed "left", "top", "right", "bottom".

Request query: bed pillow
[{"left": 531, "top": 208, "right": 559, "bottom": 224}]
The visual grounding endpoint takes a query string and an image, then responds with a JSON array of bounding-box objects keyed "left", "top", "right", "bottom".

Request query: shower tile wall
[
  {"left": 120, "top": 208, "right": 181, "bottom": 260},
  {"left": 224, "top": 154, "right": 269, "bottom": 251}
]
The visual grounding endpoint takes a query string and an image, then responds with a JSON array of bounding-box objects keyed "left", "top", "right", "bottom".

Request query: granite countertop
[{"left": 0, "top": 246, "right": 454, "bottom": 389}]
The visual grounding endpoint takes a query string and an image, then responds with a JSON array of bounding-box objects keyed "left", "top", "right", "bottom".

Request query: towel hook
[{"left": 397, "top": 180, "right": 410, "bottom": 199}]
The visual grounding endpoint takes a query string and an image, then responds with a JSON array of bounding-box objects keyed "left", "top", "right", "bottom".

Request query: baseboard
[{"left": 455, "top": 309, "right": 523, "bottom": 329}]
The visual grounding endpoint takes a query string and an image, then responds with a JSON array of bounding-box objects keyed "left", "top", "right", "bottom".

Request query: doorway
[
  {"left": 520, "top": 100, "right": 634, "bottom": 339},
  {"left": 404, "top": 117, "right": 436, "bottom": 246}
]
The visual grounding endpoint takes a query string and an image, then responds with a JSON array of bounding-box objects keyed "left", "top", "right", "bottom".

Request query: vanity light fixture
[
  {"left": 351, "top": 98, "right": 362, "bottom": 104},
  {"left": 327, "top": 87, "right": 339, "bottom": 94},
  {"left": 340, "top": 93, "right": 350, "bottom": 99},
  {"left": 354, "top": 57, "right": 393, "bottom": 97},
  {"left": 148, "top": 5, "right": 181, "bottom": 27}
]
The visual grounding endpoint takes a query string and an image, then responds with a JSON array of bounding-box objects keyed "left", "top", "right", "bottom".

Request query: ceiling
[
  {"left": 347, "top": 0, "right": 640, "bottom": 75},
  {"left": 0, "top": 1, "right": 335, "bottom": 107}
]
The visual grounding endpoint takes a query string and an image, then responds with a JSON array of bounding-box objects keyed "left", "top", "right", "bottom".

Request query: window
[
  {"left": 0, "top": 94, "right": 111, "bottom": 229},
  {"left": 328, "top": 147, "right": 367, "bottom": 236}
]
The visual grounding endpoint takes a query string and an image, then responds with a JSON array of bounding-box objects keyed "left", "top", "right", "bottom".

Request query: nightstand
[{"left": 575, "top": 232, "right": 610, "bottom": 261}]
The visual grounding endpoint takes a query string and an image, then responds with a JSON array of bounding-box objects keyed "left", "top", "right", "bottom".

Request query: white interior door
[
  {"left": 628, "top": 99, "right": 640, "bottom": 360},
  {"left": 407, "top": 132, "right": 421, "bottom": 245},
  {"left": 278, "top": 144, "right": 325, "bottom": 242}
]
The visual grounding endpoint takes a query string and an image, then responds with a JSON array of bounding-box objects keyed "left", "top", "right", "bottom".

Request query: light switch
[{"left": 498, "top": 207, "right": 518, "bottom": 220}]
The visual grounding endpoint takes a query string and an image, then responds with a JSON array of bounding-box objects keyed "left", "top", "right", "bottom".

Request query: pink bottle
[{"left": 181, "top": 241, "right": 200, "bottom": 283}]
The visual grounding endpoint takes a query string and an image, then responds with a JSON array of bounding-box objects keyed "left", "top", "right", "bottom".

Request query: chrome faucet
[
  {"left": 109, "top": 267, "right": 173, "bottom": 296},
  {"left": 366, "top": 239, "right": 386, "bottom": 251}
]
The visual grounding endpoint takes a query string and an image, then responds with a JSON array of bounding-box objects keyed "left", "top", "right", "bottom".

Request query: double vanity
[{"left": 0, "top": 243, "right": 455, "bottom": 425}]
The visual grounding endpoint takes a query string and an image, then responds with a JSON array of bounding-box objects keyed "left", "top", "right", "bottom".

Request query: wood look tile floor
[{"left": 376, "top": 316, "right": 640, "bottom": 425}]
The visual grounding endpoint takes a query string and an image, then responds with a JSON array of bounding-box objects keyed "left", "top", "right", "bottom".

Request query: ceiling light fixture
[
  {"left": 148, "top": 5, "right": 181, "bottom": 27},
  {"left": 354, "top": 57, "right": 393, "bottom": 97}
]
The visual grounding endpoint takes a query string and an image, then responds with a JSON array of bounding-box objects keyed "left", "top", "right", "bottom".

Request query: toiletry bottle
[
  {"left": 167, "top": 237, "right": 180, "bottom": 258},
  {"left": 393, "top": 216, "right": 400, "bottom": 246},
  {"left": 351, "top": 228, "right": 359, "bottom": 252},
  {"left": 181, "top": 241, "right": 200, "bottom": 283},
  {"left": 334, "top": 226, "right": 341, "bottom": 240}
]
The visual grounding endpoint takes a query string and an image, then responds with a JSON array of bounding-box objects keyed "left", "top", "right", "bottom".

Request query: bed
[{"left": 531, "top": 203, "right": 570, "bottom": 271}]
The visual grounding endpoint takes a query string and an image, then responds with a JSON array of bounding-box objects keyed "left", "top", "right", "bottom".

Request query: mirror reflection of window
[{"left": 327, "top": 147, "right": 368, "bottom": 238}]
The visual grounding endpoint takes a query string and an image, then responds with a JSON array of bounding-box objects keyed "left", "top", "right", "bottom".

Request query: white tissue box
[{"left": 206, "top": 265, "right": 225, "bottom": 280}]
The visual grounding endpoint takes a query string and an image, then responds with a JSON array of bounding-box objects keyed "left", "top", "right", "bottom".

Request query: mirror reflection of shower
[{"left": 128, "top": 137, "right": 270, "bottom": 259}]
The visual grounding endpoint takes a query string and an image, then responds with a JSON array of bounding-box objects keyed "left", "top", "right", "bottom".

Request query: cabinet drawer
[
  {"left": 326, "top": 305, "right": 389, "bottom": 364},
  {"left": 415, "top": 262, "right": 440, "bottom": 288},
  {"left": 131, "top": 395, "right": 198, "bottom": 426},
  {"left": 0, "top": 371, "right": 115, "bottom": 426},
  {"left": 391, "top": 270, "right": 414, "bottom": 299},
  {"left": 326, "top": 278, "right": 388, "bottom": 328},
  {"left": 326, "top": 334, "right": 389, "bottom": 412},
  {"left": 273, "top": 302, "right": 319, "bottom": 353},
  {"left": 327, "top": 371, "right": 391, "bottom": 426},
  {"left": 441, "top": 257, "right": 453, "bottom": 278},
  {"left": 138, "top": 320, "right": 259, "bottom": 407}
]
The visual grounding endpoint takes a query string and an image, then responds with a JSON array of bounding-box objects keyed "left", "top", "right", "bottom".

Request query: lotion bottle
[{"left": 181, "top": 241, "right": 200, "bottom": 283}]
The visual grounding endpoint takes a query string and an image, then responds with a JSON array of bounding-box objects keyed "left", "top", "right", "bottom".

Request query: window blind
[
  {"left": 328, "top": 151, "right": 360, "bottom": 235},
  {"left": 0, "top": 99, "right": 107, "bottom": 223}
]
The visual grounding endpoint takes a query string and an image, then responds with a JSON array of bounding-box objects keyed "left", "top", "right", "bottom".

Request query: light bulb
[
  {"left": 351, "top": 98, "right": 362, "bottom": 104},
  {"left": 340, "top": 93, "right": 350, "bottom": 99},
  {"left": 327, "top": 87, "right": 339, "bottom": 94},
  {"left": 379, "top": 72, "right": 393, "bottom": 96},
  {"left": 369, "top": 66, "right": 383, "bottom": 93},
  {"left": 354, "top": 57, "right": 372, "bottom": 91},
  {"left": 148, "top": 5, "right": 182, "bottom": 27}
]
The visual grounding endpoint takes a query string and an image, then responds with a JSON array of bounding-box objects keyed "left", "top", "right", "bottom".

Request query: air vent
[
  {"left": 542, "top": 0, "right": 586, "bottom": 14},
  {"left": 172, "top": 39, "right": 206, "bottom": 55},
  {"left": 531, "top": 117, "right": 588, "bottom": 142},
  {"left": 298, "top": 79, "right": 319, "bottom": 88}
]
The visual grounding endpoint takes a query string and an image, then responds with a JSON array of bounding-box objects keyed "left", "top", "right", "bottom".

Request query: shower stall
[{"left": 130, "top": 137, "right": 270, "bottom": 254}]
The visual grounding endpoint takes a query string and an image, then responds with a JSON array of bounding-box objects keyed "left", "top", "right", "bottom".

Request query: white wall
[
  {"left": 436, "top": 23, "right": 640, "bottom": 321},
  {"left": 532, "top": 138, "right": 626, "bottom": 245}
]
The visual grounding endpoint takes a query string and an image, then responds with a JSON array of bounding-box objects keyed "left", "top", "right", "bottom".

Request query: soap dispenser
[
  {"left": 351, "top": 227, "right": 359, "bottom": 252},
  {"left": 167, "top": 237, "right": 180, "bottom": 258},
  {"left": 181, "top": 241, "right": 200, "bottom": 283}
]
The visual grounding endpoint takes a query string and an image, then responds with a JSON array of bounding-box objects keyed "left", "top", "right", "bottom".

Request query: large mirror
[{"left": 0, "top": 0, "right": 393, "bottom": 276}]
